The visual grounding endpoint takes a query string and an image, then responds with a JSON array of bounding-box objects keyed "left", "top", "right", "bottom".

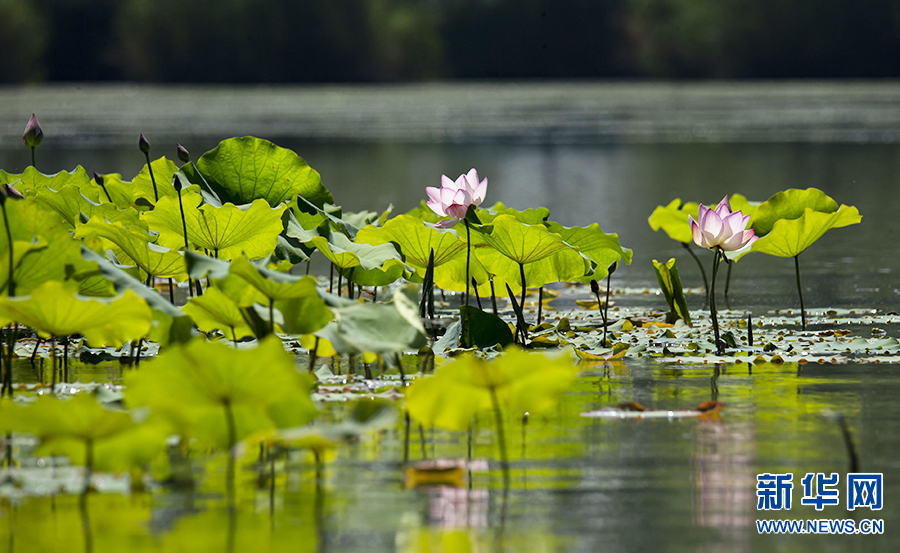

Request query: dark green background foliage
[{"left": 5, "top": 0, "right": 900, "bottom": 82}]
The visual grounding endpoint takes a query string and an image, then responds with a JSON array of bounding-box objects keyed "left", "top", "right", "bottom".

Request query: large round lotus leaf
[
  {"left": 405, "top": 348, "right": 578, "bottom": 431},
  {"left": 196, "top": 136, "right": 332, "bottom": 207},
  {"left": 5, "top": 394, "right": 135, "bottom": 443},
  {"left": 182, "top": 286, "right": 255, "bottom": 340},
  {"left": 545, "top": 221, "right": 632, "bottom": 281},
  {"left": 145, "top": 192, "right": 286, "bottom": 260},
  {"left": 75, "top": 216, "right": 187, "bottom": 280},
  {"left": 479, "top": 214, "right": 577, "bottom": 265},
  {"left": 750, "top": 206, "right": 862, "bottom": 258},
  {"left": 0, "top": 280, "right": 152, "bottom": 345},
  {"left": 125, "top": 336, "right": 317, "bottom": 447},
  {"left": 356, "top": 214, "right": 466, "bottom": 272},
  {"left": 750, "top": 188, "right": 840, "bottom": 236}
]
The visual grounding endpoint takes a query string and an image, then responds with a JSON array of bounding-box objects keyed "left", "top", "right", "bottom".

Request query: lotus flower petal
[
  {"left": 690, "top": 195, "right": 756, "bottom": 252},
  {"left": 425, "top": 168, "right": 489, "bottom": 224}
]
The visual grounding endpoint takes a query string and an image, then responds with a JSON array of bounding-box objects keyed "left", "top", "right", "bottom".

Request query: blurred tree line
[{"left": 2, "top": 0, "right": 899, "bottom": 83}]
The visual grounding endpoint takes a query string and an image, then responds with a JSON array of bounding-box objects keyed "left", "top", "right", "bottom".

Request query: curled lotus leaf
[
  {"left": 750, "top": 188, "right": 840, "bottom": 237},
  {"left": 750, "top": 206, "right": 862, "bottom": 258},
  {"left": 545, "top": 221, "right": 632, "bottom": 282},
  {"left": 132, "top": 156, "right": 179, "bottom": 205},
  {"left": 355, "top": 214, "right": 466, "bottom": 275},
  {"left": 196, "top": 136, "right": 333, "bottom": 208},
  {"left": 182, "top": 286, "right": 255, "bottom": 341},
  {"left": 75, "top": 216, "right": 187, "bottom": 280},
  {"left": 648, "top": 199, "right": 700, "bottom": 244}
]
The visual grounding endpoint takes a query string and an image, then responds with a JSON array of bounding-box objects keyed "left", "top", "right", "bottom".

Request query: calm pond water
[{"left": 1, "top": 85, "right": 898, "bottom": 552}]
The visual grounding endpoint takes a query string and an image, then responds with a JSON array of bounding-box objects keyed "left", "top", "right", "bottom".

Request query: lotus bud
[
  {"left": 139, "top": 133, "right": 151, "bottom": 154},
  {"left": 93, "top": 171, "right": 103, "bottom": 186},
  {"left": 608, "top": 261, "right": 618, "bottom": 275},
  {"left": 173, "top": 174, "right": 183, "bottom": 192},
  {"left": 590, "top": 279, "right": 599, "bottom": 295},
  {"left": 23, "top": 114, "right": 43, "bottom": 148},
  {"left": 176, "top": 144, "right": 190, "bottom": 163}
]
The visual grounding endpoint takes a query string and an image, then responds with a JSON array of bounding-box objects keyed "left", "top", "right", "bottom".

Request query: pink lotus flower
[
  {"left": 426, "top": 168, "right": 487, "bottom": 228},
  {"left": 689, "top": 196, "right": 757, "bottom": 252}
]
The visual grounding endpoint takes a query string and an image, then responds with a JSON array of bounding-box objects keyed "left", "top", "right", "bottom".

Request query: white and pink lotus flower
[
  {"left": 426, "top": 168, "right": 488, "bottom": 227},
  {"left": 689, "top": 196, "right": 757, "bottom": 252}
]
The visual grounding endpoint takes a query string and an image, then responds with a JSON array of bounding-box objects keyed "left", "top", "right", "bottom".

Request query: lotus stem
[
  {"left": 80, "top": 438, "right": 94, "bottom": 553},
  {"left": 403, "top": 413, "right": 410, "bottom": 464},
  {"left": 143, "top": 151, "right": 159, "bottom": 202},
  {"left": 834, "top": 413, "right": 859, "bottom": 473},
  {"left": 709, "top": 247, "right": 724, "bottom": 355},
  {"left": 31, "top": 147, "right": 35, "bottom": 169},
  {"left": 682, "top": 242, "right": 709, "bottom": 305},
  {"left": 472, "top": 278, "right": 483, "bottom": 310},
  {"left": 537, "top": 287, "right": 543, "bottom": 325},
  {"left": 794, "top": 255, "right": 806, "bottom": 330},
  {"left": 748, "top": 314, "right": 753, "bottom": 346},
  {"left": 308, "top": 337, "right": 319, "bottom": 371},
  {"left": 490, "top": 278, "right": 497, "bottom": 315},
  {"left": 223, "top": 398, "right": 237, "bottom": 506},
  {"left": 269, "top": 299, "right": 275, "bottom": 334},
  {"left": 724, "top": 261, "right": 733, "bottom": 298},
  {"left": 336, "top": 271, "right": 343, "bottom": 299},
  {"left": 518, "top": 263, "right": 527, "bottom": 315},
  {"left": 487, "top": 383, "right": 510, "bottom": 491},
  {"left": 175, "top": 182, "right": 193, "bottom": 298},
  {"left": 329, "top": 264, "right": 334, "bottom": 294},
  {"left": 604, "top": 275, "right": 613, "bottom": 348},
  {"left": 464, "top": 220, "right": 471, "bottom": 309}
]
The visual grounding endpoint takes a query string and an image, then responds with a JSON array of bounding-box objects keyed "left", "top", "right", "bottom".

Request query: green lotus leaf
[
  {"left": 477, "top": 202, "right": 551, "bottom": 225},
  {"left": 196, "top": 136, "right": 332, "bottom": 207},
  {"left": 545, "top": 221, "right": 632, "bottom": 281},
  {"left": 314, "top": 286, "right": 426, "bottom": 355},
  {"left": 459, "top": 305, "right": 514, "bottom": 349},
  {"left": 750, "top": 188, "right": 840, "bottom": 236},
  {"left": 75, "top": 216, "right": 187, "bottom": 280},
  {"left": 337, "top": 259, "right": 406, "bottom": 287},
  {"left": 729, "top": 193, "right": 760, "bottom": 219},
  {"left": 653, "top": 258, "right": 691, "bottom": 325},
  {"left": 478, "top": 214, "right": 576, "bottom": 265},
  {"left": 648, "top": 199, "right": 701, "bottom": 244},
  {"left": 88, "top": 173, "right": 135, "bottom": 208},
  {"left": 274, "top": 293, "right": 333, "bottom": 336},
  {"left": 5, "top": 394, "right": 136, "bottom": 443},
  {"left": 124, "top": 336, "right": 317, "bottom": 447},
  {"left": 4, "top": 165, "right": 92, "bottom": 195},
  {"left": 0, "top": 280, "right": 152, "bottom": 345},
  {"left": 750, "top": 206, "right": 862, "bottom": 258},
  {"left": 405, "top": 349, "right": 578, "bottom": 431},
  {"left": 182, "top": 286, "right": 255, "bottom": 341},
  {"left": 145, "top": 192, "right": 286, "bottom": 260},
  {"left": 309, "top": 232, "right": 400, "bottom": 270},
  {"left": 81, "top": 246, "right": 183, "bottom": 318},
  {"left": 147, "top": 307, "right": 195, "bottom": 346},
  {"left": 473, "top": 240, "right": 587, "bottom": 294},
  {"left": 228, "top": 255, "right": 318, "bottom": 303},
  {"left": 132, "top": 156, "right": 179, "bottom": 205},
  {"left": 356, "top": 214, "right": 466, "bottom": 276},
  {"left": 431, "top": 246, "right": 492, "bottom": 294}
]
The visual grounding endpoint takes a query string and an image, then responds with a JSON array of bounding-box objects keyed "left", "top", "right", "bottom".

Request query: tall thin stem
[
  {"left": 464, "top": 220, "right": 471, "bottom": 308},
  {"left": 604, "top": 274, "right": 613, "bottom": 348},
  {"left": 709, "top": 247, "right": 723, "bottom": 355},
  {"left": 176, "top": 187, "right": 193, "bottom": 297},
  {"left": 223, "top": 399, "right": 237, "bottom": 506},
  {"left": 794, "top": 254, "right": 806, "bottom": 330},
  {"left": 518, "top": 263, "right": 527, "bottom": 314},
  {"left": 31, "top": 147, "right": 35, "bottom": 169},
  {"left": 144, "top": 152, "right": 159, "bottom": 202},
  {"left": 487, "top": 384, "right": 510, "bottom": 491}
]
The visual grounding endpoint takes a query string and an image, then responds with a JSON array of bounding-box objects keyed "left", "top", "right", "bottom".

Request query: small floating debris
[{"left": 580, "top": 401, "right": 725, "bottom": 419}]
